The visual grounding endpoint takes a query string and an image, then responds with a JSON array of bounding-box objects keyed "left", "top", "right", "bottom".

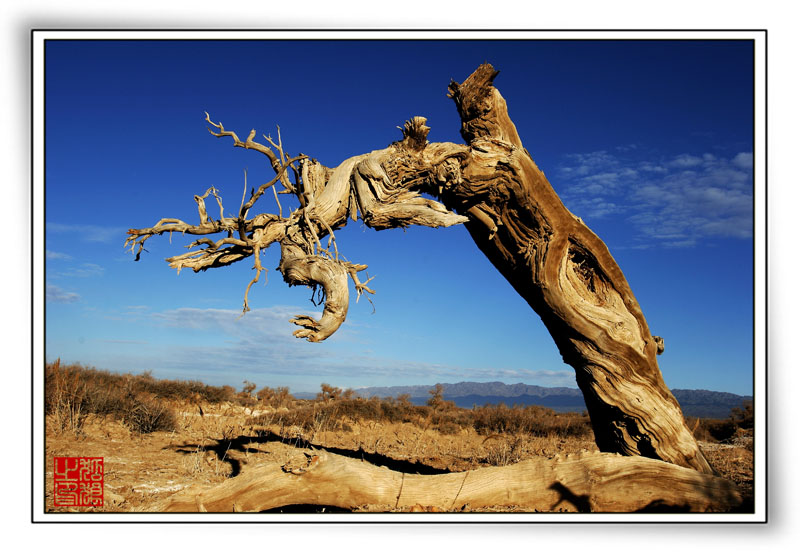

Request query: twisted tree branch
[{"left": 127, "top": 113, "right": 466, "bottom": 340}]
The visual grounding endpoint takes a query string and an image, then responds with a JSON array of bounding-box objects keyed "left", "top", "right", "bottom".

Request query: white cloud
[
  {"left": 560, "top": 151, "right": 619, "bottom": 179},
  {"left": 556, "top": 148, "right": 754, "bottom": 247},
  {"left": 46, "top": 250, "right": 71, "bottom": 260},
  {"left": 639, "top": 162, "right": 668, "bottom": 174},
  {"left": 468, "top": 368, "right": 576, "bottom": 387},
  {"left": 49, "top": 262, "right": 105, "bottom": 278},
  {"left": 667, "top": 154, "right": 704, "bottom": 168},
  {"left": 46, "top": 283, "right": 80, "bottom": 303},
  {"left": 663, "top": 239, "right": 698, "bottom": 248},
  {"left": 732, "top": 152, "right": 754, "bottom": 170},
  {"left": 152, "top": 306, "right": 319, "bottom": 337},
  {"left": 122, "top": 306, "right": 576, "bottom": 391},
  {"left": 46, "top": 222, "right": 124, "bottom": 243}
]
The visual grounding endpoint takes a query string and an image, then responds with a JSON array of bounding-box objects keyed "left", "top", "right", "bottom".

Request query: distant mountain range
[{"left": 325, "top": 381, "right": 752, "bottom": 419}]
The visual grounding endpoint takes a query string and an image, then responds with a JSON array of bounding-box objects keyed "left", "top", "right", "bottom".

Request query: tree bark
[
  {"left": 156, "top": 450, "right": 740, "bottom": 513},
  {"left": 438, "top": 65, "right": 713, "bottom": 474},
  {"left": 127, "top": 65, "right": 714, "bottom": 475}
]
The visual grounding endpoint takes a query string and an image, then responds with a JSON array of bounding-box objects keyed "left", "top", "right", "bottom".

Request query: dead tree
[
  {"left": 156, "top": 450, "right": 739, "bottom": 513},
  {"left": 127, "top": 64, "right": 713, "bottom": 477}
]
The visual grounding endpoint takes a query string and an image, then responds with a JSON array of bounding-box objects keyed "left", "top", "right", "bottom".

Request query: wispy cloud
[
  {"left": 49, "top": 263, "right": 105, "bottom": 279},
  {"left": 152, "top": 306, "right": 318, "bottom": 337},
  {"left": 122, "top": 305, "right": 151, "bottom": 316},
  {"left": 555, "top": 149, "right": 753, "bottom": 247},
  {"left": 732, "top": 152, "right": 753, "bottom": 170},
  {"left": 46, "top": 250, "right": 72, "bottom": 260},
  {"left": 149, "top": 306, "right": 330, "bottom": 368},
  {"left": 447, "top": 367, "right": 576, "bottom": 387},
  {"left": 46, "top": 222, "right": 124, "bottom": 243},
  {"left": 666, "top": 154, "right": 705, "bottom": 168},
  {"left": 46, "top": 283, "right": 80, "bottom": 303},
  {"left": 117, "top": 306, "right": 574, "bottom": 391}
]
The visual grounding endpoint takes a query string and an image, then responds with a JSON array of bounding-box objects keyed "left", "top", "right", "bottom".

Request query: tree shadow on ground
[
  {"left": 170, "top": 429, "right": 450, "bottom": 478},
  {"left": 548, "top": 482, "right": 592, "bottom": 512},
  {"left": 261, "top": 504, "right": 352, "bottom": 513},
  {"left": 169, "top": 431, "right": 752, "bottom": 514},
  {"left": 634, "top": 494, "right": 753, "bottom": 513}
]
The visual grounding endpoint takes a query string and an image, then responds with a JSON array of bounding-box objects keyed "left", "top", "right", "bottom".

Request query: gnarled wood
[
  {"left": 127, "top": 64, "right": 714, "bottom": 476},
  {"left": 438, "top": 66, "right": 713, "bottom": 474},
  {"left": 156, "top": 450, "right": 741, "bottom": 513}
]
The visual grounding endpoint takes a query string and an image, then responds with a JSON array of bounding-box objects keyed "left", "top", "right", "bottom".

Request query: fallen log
[{"left": 157, "top": 449, "right": 742, "bottom": 513}]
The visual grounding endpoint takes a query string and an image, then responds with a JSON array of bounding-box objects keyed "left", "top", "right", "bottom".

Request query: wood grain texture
[
  {"left": 157, "top": 450, "right": 740, "bottom": 513},
  {"left": 439, "top": 64, "right": 713, "bottom": 473}
]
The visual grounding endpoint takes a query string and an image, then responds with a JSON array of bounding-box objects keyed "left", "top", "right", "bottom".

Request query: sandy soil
[{"left": 43, "top": 402, "right": 751, "bottom": 513}]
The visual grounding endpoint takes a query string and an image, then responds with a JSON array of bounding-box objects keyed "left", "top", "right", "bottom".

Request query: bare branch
[
  {"left": 193, "top": 186, "right": 228, "bottom": 226},
  {"left": 239, "top": 154, "right": 307, "bottom": 218},
  {"left": 205, "top": 112, "right": 297, "bottom": 193},
  {"left": 239, "top": 169, "right": 248, "bottom": 213},
  {"left": 205, "top": 112, "right": 282, "bottom": 170},
  {"left": 263, "top": 127, "right": 295, "bottom": 192},
  {"left": 241, "top": 247, "right": 266, "bottom": 316},
  {"left": 271, "top": 182, "right": 283, "bottom": 218},
  {"left": 345, "top": 262, "right": 375, "bottom": 302}
]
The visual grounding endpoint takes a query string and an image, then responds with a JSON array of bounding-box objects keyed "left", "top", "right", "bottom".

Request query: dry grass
[{"left": 44, "top": 363, "right": 754, "bottom": 513}]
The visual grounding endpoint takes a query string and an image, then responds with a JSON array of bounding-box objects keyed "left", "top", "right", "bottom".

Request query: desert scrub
[
  {"left": 686, "top": 402, "right": 755, "bottom": 443},
  {"left": 256, "top": 386, "right": 292, "bottom": 408},
  {"left": 121, "top": 393, "right": 178, "bottom": 434},
  {"left": 243, "top": 383, "right": 596, "bottom": 446},
  {"left": 45, "top": 358, "right": 89, "bottom": 436},
  {"left": 472, "top": 403, "right": 592, "bottom": 439},
  {"left": 481, "top": 434, "right": 529, "bottom": 466},
  {"left": 45, "top": 361, "right": 178, "bottom": 434}
]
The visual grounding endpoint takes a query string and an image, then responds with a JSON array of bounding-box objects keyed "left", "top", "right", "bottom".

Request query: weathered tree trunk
[
  {"left": 127, "top": 64, "right": 713, "bottom": 475},
  {"left": 156, "top": 450, "right": 739, "bottom": 513},
  {"left": 438, "top": 65, "right": 714, "bottom": 474}
]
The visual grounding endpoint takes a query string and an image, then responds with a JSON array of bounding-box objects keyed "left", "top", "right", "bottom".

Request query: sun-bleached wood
[
  {"left": 441, "top": 65, "right": 714, "bottom": 474},
  {"left": 156, "top": 449, "right": 740, "bottom": 513},
  {"left": 127, "top": 64, "right": 714, "bottom": 476}
]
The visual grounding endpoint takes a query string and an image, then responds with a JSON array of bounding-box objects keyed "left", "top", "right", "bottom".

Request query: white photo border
[{"left": 31, "top": 28, "right": 767, "bottom": 524}]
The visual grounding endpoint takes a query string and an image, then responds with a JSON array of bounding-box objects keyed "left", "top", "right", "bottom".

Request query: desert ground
[{"left": 44, "top": 363, "right": 754, "bottom": 513}]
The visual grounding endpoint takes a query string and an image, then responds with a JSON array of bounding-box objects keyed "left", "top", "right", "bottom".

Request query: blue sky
[{"left": 44, "top": 39, "right": 755, "bottom": 395}]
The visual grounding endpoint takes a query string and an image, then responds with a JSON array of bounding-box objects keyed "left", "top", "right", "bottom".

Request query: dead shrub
[
  {"left": 125, "top": 372, "right": 237, "bottom": 405},
  {"left": 121, "top": 394, "right": 178, "bottom": 434},
  {"left": 256, "top": 386, "right": 292, "bottom": 408},
  {"left": 316, "top": 383, "right": 343, "bottom": 402},
  {"left": 482, "top": 434, "right": 527, "bottom": 466},
  {"left": 472, "top": 403, "right": 592, "bottom": 439},
  {"left": 45, "top": 361, "right": 179, "bottom": 435},
  {"left": 730, "top": 402, "right": 754, "bottom": 430},
  {"left": 435, "top": 421, "right": 462, "bottom": 435},
  {"left": 45, "top": 358, "right": 89, "bottom": 435},
  {"left": 688, "top": 402, "right": 755, "bottom": 444}
]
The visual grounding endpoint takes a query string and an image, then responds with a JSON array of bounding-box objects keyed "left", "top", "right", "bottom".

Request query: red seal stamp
[{"left": 53, "top": 457, "right": 104, "bottom": 507}]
